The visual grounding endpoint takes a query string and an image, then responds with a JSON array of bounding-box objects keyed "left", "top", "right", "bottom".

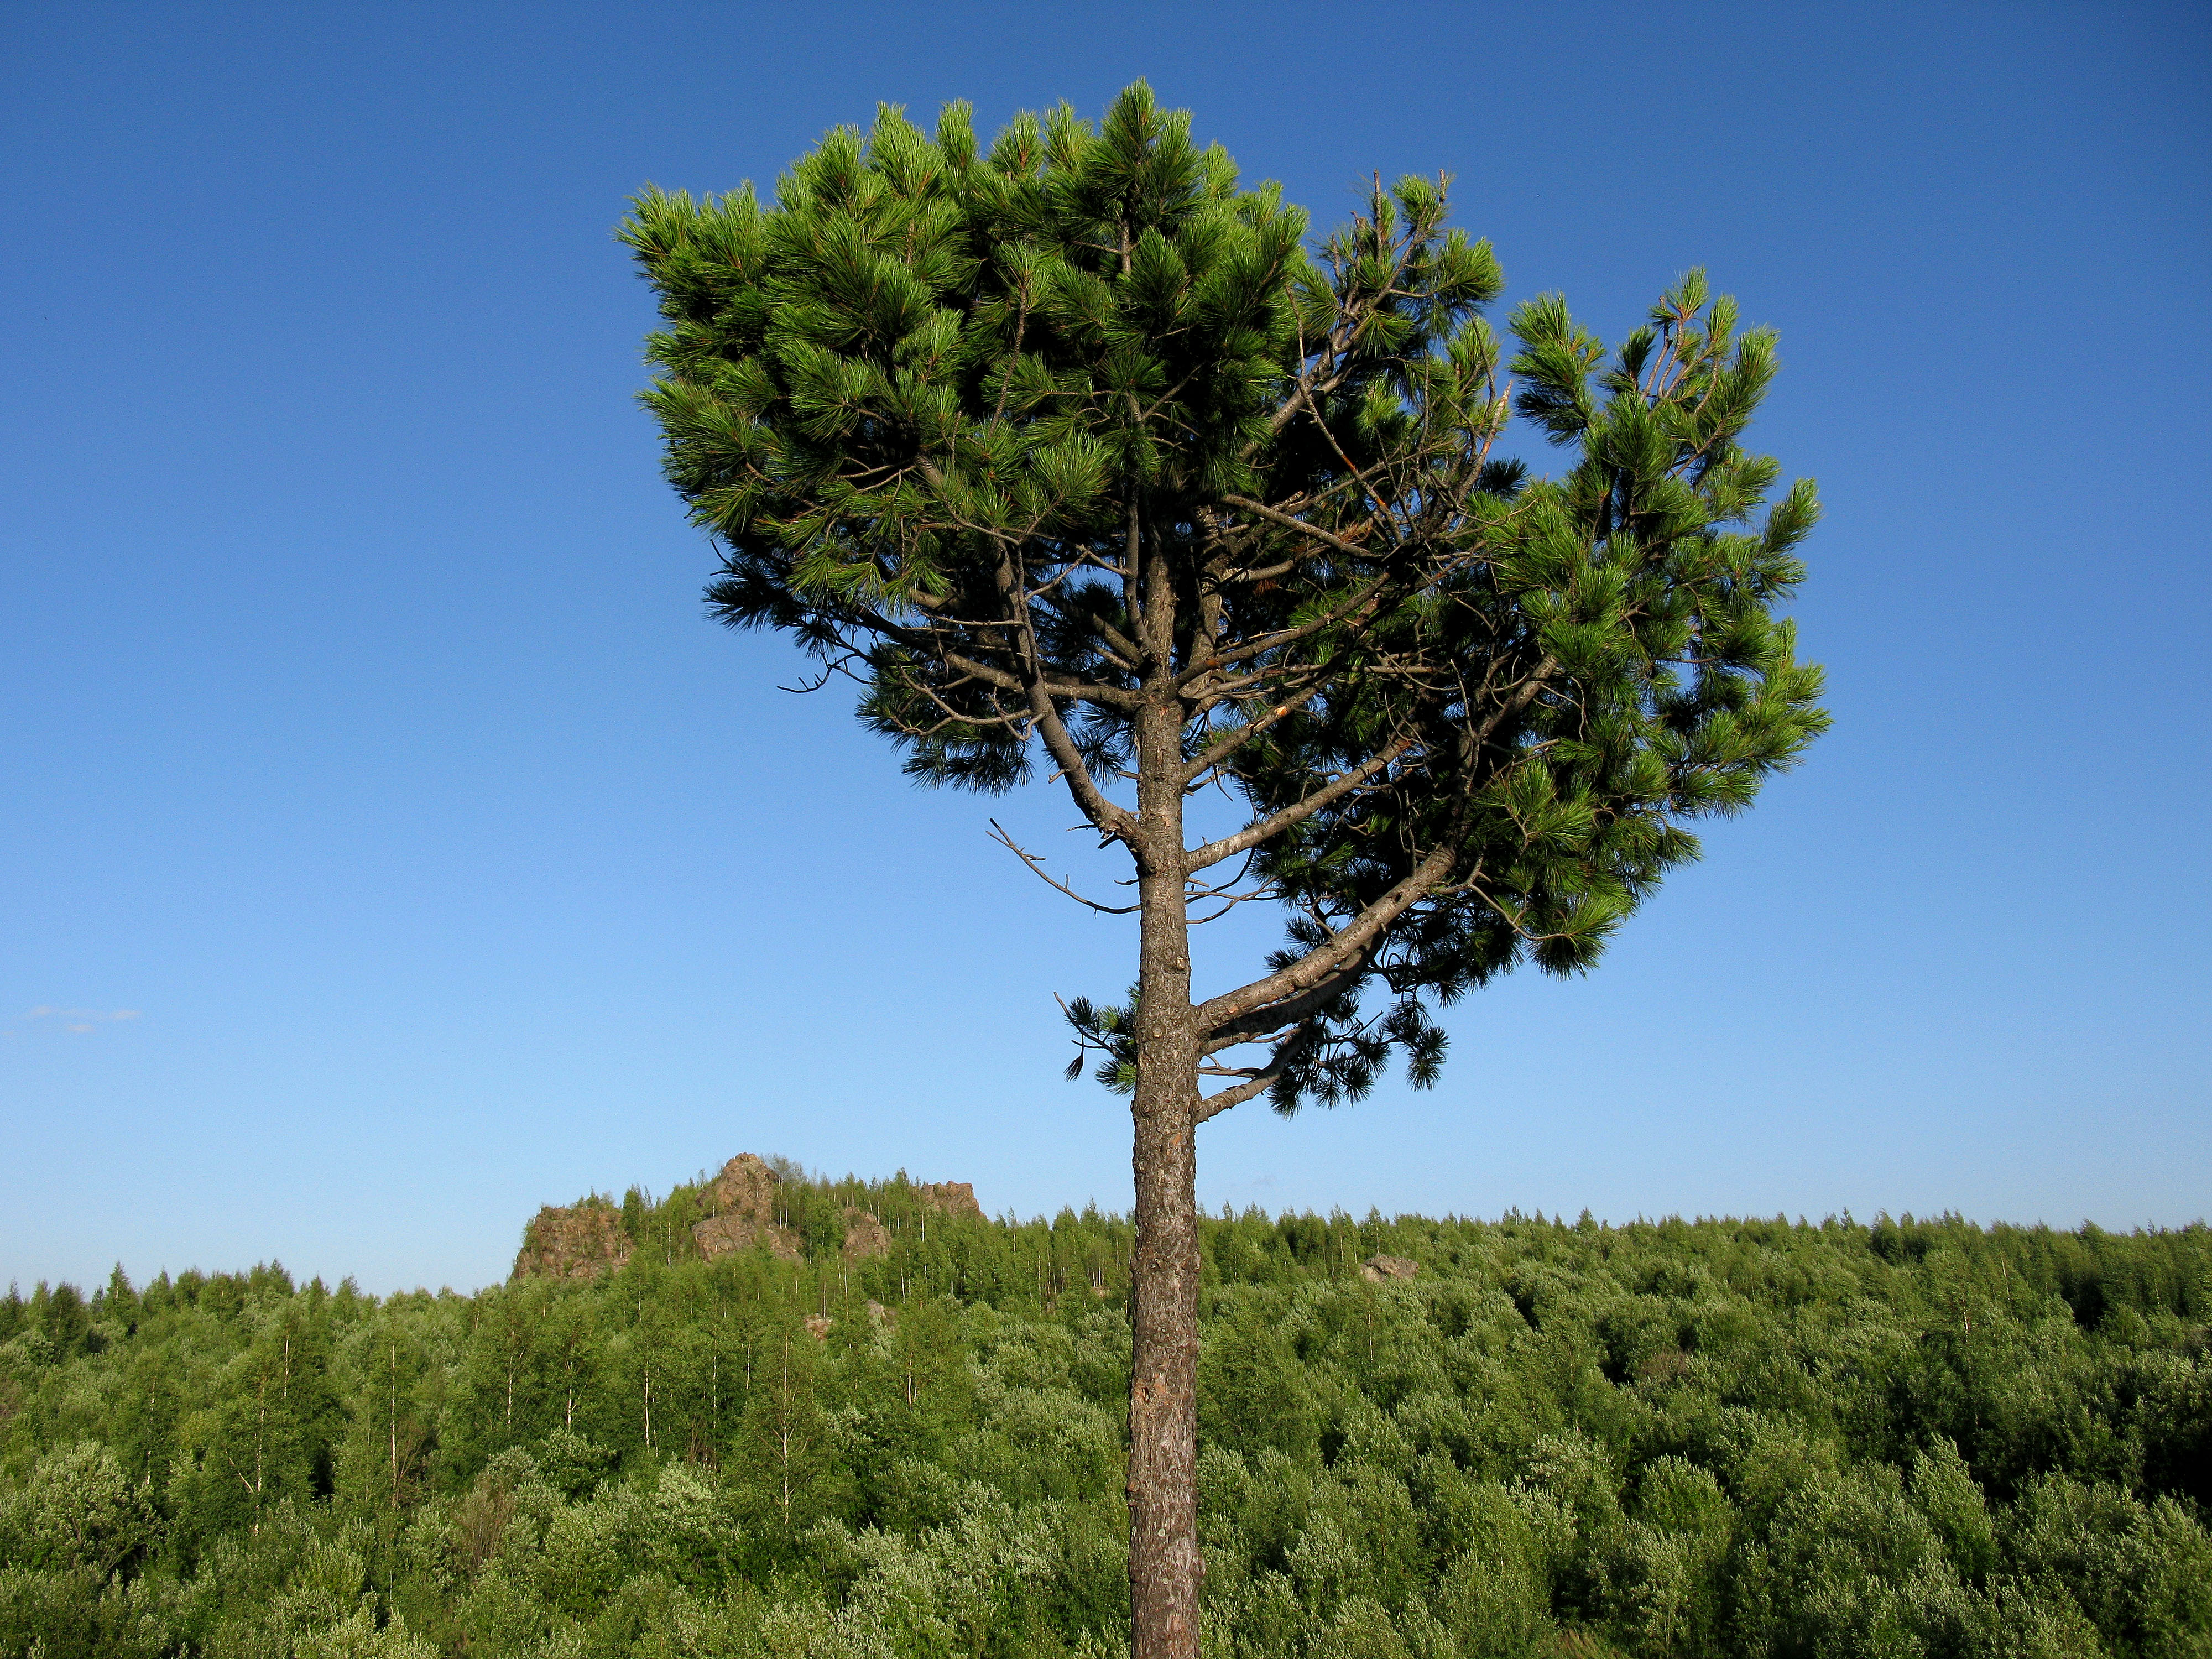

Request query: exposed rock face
[
  {"left": 685, "top": 1155, "right": 919, "bottom": 1262},
  {"left": 841, "top": 1207, "right": 893, "bottom": 1260},
  {"left": 1362, "top": 1253, "right": 1420, "bottom": 1283},
  {"left": 512, "top": 1201, "right": 631, "bottom": 1282},
  {"left": 690, "top": 1209, "right": 802, "bottom": 1261},
  {"left": 912, "top": 1181, "right": 983, "bottom": 1219},
  {"left": 690, "top": 1154, "right": 803, "bottom": 1262},
  {"left": 513, "top": 1153, "right": 978, "bottom": 1280}
]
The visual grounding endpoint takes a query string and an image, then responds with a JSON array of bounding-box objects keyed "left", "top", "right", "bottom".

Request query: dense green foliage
[{"left": 3, "top": 1181, "right": 2206, "bottom": 1657}]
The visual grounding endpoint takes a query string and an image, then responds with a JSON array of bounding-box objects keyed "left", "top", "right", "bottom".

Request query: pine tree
[{"left": 622, "top": 84, "right": 1825, "bottom": 1657}]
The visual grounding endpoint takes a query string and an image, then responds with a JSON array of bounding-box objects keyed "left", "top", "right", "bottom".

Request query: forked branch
[{"left": 989, "top": 820, "right": 1139, "bottom": 915}]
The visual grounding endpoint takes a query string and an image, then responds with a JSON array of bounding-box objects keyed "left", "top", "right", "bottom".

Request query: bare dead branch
[{"left": 988, "top": 820, "right": 1140, "bottom": 915}]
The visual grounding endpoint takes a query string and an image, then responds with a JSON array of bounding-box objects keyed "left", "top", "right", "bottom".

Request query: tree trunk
[{"left": 1128, "top": 686, "right": 1202, "bottom": 1659}]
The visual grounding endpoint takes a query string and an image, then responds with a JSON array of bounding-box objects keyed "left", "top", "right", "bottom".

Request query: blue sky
[{"left": 4, "top": 1, "right": 2206, "bottom": 1295}]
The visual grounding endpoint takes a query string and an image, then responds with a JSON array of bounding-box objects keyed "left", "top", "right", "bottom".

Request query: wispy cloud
[{"left": 14, "top": 1006, "right": 142, "bottom": 1036}]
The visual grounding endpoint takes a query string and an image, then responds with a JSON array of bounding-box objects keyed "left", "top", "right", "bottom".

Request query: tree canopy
[{"left": 620, "top": 84, "right": 1824, "bottom": 1115}]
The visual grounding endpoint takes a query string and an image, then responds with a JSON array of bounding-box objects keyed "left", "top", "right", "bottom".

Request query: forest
[{"left": 0, "top": 1164, "right": 2205, "bottom": 1658}]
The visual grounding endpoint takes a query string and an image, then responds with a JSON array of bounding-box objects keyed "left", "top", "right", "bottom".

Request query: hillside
[
  {"left": 509, "top": 1155, "right": 982, "bottom": 1281},
  {"left": 0, "top": 1161, "right": 2205, "bottom": 1657}
]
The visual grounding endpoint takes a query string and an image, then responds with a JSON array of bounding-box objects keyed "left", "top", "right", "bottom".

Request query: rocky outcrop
[
  {"left": 912, "top": 1181, "right": 983, "bottom": 1219},
  {"left": 690, "top": 1154, "right": 804, "bottom": 1261},
  {"left": 841, "top": 1207, "right": 893, "bottom": 1260},
  {"left": 690, "top": 1209, "right": 804, "bottom": 1261},
  {"left": 684, "top": 1155, "right": 930, "bottom": 1262},
  {"left": 1361, "top": 1253, "right": 1420, "bottom": 1283},
  {"left": 512, "top": 1200, "right": 631, "bottom": 1281},
  {"left": 513, "top": 1152, "right": 978, "bottom": 1280}
]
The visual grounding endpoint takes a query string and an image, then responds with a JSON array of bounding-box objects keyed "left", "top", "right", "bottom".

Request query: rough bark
[
  {"left": 1128, "top": 1070, "right": 1200, "bottom": 1659},
  {"left": 1127, "top": 537, "right": 1203, "bottom": 1659}
]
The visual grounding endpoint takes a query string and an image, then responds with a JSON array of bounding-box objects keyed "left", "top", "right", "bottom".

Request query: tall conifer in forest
[{"left": 621, "top": 84, "right": 1825, "bottom": 1657}]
